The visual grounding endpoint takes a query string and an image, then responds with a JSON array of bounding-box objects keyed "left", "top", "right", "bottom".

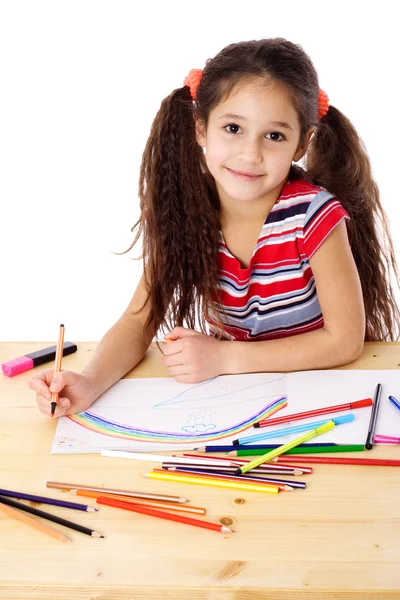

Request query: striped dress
[{"left": 206, "top": 178, "right": 350, "bottom": 341}]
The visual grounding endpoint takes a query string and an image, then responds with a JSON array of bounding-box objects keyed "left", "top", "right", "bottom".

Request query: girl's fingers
[
  {"left": 166, "top": 365, "right": 189, "bottom": 377},
  {"left": 36, "top": 394, "right": 71, "bottom": 417},
  {"left": 28, "top": 379, "right": 51, "bottom": 401}
]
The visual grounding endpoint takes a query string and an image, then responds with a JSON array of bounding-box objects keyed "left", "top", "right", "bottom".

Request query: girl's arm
[
  {"left": 222, "top": 220, "right": 365, "bottom": 373},
  {"left": 81, "top": 274, "right": 154, "bottom": 401}
]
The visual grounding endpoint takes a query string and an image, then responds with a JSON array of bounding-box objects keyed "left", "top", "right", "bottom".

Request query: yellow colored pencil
[
  {"left": 142, "top": 471, "right": 280, "bottom": 494},
  {"left": 236, "top": 420, "right": 336, "bottom": 475}
]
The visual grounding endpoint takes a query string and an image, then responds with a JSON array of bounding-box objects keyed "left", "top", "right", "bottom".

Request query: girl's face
[{"left": 196, "top": 78, "right": 313, "bottom": 210}]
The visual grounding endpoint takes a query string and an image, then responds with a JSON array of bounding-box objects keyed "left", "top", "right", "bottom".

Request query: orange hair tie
[
  {"left": 183, "top": 69, "right": 203, "bottom": 100},
  {"left": 318, "top": 89, "right": 329, "bottom": 120}
]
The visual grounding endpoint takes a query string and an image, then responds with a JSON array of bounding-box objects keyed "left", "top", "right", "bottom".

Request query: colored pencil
[
  {"left": 46, "top": 481, "right": 189, "bottom": 503},
  {"left": 389, "top": 395, "right": 400, "bottom": 413},
  {"left": 235, "top": 421, "right": 336, "bottom": 475},
  {"left": 365, "top": 384, "right": 382, "bottom": 449},
  {"left": 374, "top": 434, "right": 400, "bottom": 444},
  {"left": 0, "top": 487, "right": 98, "bottom": 512},
  {"left": 70, "top": 489, "right": 206, "bottom": 515},
  {"left": 0, "top": 501, "right": 72, "bottom": 543},
  {"left": 101, "top": 450, "right": 241, "bottom": 467},
  {"left": 160, "top": 467, "right": 305, "bottom": 490},
  {"left": 275, "top": 456, "right": 400, "bottom": 466},
  {"left": 50, "top": 324, "right": 65, "bottom": 417},
  {"left": 233, "top": 414, "right": 353, "bottom": 445},
  {"left": 143, "top": 471, "right": 280, "bottom": 494},
  {"left": 162, "top": 462, "right": 301, "bottom": 476},
  {"left": 97, "top": 496, "right": 234, "bottom": 533},
  {"left": 181, "top": 453, "right": 313, "bottom": 474},
  {"left": 254, "top": 398, "right": 372, "bottom": 427},
  {"left": 0, "top": 495, "right": 104, "bottom": 538},
  {"left": 231, "top": 444, "right": 366, "bottom": 456},
  {"left": 195, "top": 443, "right": 334, "bottom": 452}
]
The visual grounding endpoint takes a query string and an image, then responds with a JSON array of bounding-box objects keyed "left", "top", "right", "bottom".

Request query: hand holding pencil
[{"left": 28, "top": 326, "right": 96, "bottom": 418}]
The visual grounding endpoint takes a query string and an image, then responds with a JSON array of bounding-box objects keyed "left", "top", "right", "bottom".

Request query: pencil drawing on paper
[{"left": 54, "top": 373, "right": 287, "bottom": 448}]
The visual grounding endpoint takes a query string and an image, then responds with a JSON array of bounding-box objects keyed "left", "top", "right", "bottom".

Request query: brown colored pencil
[
  {"left": 50, "top": 324, "right": 65, "bottom": 417},
  {"left": 71, "top": 489, "right": 206, "bottom": 515},
  {"left": 0, "top": 501, "right": 71, "bottom": 543},
  {"left": 46, "top": 481, "right": 189, "bottom": 503}
]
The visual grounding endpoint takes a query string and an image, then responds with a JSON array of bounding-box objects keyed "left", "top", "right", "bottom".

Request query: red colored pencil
[
  {"left": 97, "top": 496, "right": 234, "bottom": 533},
  {"left": 255, "top": 398, "right": 372, "bottom": 428},
  {"left": 275, "top": 456, "right": 400, "bottom": 466}
]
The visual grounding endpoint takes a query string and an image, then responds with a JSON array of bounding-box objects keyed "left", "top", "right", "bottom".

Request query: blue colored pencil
[
  {"left": 233, "top": 414, "right": 355, "bottom": 445},
  {"left": 389, "top": 395, "right": 400, "bottom": 413},
  {"left": 0, "top": 488, "right": 98, "bottom": 512}
]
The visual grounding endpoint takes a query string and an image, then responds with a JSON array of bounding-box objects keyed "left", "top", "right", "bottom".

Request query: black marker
[{"left": 365, "top": 383, "right": 382, "bottom": 450}]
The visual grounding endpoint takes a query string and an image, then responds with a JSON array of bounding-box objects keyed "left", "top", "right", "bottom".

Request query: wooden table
[{"left": 1, "top": 341, "right": 400, "bottom": 599}]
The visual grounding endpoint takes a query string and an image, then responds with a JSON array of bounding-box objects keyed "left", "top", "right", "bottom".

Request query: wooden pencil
[
  {"left": 0, "top": 487, "right": 98, "bottom": 512},
  {"left": 158, "top": 467, "right": 301, "bottom": 490},
  {"left": 0, "top": 495, "right": 104, "bottom": 538},
  {"left": 46, "top": 481, "right": 189, "bottom": 503},
  {"left": 97, "top": 496, "right": 234, "bottom": 533},
  {"left": 70, "top": 489, "right": 206, "bottom": 515},
  {"left": 162, "top": 462, "right": 301, "bottom": 475},
  {"left": 0, "top": 501, "right": 71, "bottom": 543},
  {"left": 142, "top": 471, "right": 280, "bottom": 494},
  {"left": 50, "top": 324, "right": 65, "bottom": 417},
  {"left": 182, "top": 453, "right": 313, "bottom": 474}
]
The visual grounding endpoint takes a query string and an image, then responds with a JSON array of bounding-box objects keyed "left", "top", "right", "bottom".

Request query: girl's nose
[{"left": 236, "top": 139, "right": 263, "bottom": 164}]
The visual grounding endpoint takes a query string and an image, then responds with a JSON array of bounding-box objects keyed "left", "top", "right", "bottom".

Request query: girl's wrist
[{"left": 218, "top": 340, "right": 239, "bottom": 375}]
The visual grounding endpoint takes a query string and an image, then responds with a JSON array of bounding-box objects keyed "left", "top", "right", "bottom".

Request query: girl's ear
[
  {"left": 293, "top": 127, "right": 315, "bottom": 162},
  {"left": 195, "top": 119, "right": 207, "bottom": 148}
]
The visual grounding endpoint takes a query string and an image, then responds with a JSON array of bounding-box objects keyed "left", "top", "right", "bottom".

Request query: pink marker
[
  {"left": 1, "top": 342, "right": 77, "bottom": 377},
  {"left": 374, "top": 434, "right": 400, "bottom": 445}
]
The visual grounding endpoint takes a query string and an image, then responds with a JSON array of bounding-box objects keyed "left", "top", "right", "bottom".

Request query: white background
[{"left": 1, "top": 0, "right": 399, "bottom": 342}]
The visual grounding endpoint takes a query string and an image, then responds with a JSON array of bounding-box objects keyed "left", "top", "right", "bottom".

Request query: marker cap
[{"left": 2, "top": 356, "right": 34, "bottom": 377}]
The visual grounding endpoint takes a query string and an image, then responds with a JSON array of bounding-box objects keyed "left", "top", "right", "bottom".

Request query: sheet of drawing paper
[
  {"left": 281, "top": 370, "right": 399, "bottom": 444},
  {"left": 51, "top": 373, "right": 287, "bottom": 453}
]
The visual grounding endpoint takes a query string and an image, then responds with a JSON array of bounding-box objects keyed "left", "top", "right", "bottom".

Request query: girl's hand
[
  {"left": 28, "top": 369, "right": 97, "bottom": 418},
  {"left": 162, "top": 326, "right": 226, "bottom": 383}
]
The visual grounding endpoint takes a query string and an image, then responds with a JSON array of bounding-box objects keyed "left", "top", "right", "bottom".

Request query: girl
[{"left": 30, "top": 37, "right": 400, "bottom": 417}]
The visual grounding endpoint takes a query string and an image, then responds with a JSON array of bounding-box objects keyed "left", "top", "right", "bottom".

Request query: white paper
[{"left": 51, "top": 370, "right": 400, "bottom": 454}]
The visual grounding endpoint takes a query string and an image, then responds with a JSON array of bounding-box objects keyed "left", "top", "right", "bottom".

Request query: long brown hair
[{"left": 126, "top": 37, "right": 400, "bottom": 341}]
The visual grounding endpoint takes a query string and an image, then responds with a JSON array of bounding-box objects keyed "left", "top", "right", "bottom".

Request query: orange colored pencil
[
  {"left": 71, "top": 489, "right": 206, "bottom": 515},
  {"left": 0, "top": 501, "right": 71, "bottom": 543},
  {"left": 50, "top": 324, "right": 65, "bottom": 417},
  {"left": 97, "top": 496, "right": 234, "bottom": 533}
]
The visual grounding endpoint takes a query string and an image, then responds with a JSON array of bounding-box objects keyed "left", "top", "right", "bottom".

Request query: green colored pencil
[{"left": 232, "top": 444, "right": 365, "bottom": 457}]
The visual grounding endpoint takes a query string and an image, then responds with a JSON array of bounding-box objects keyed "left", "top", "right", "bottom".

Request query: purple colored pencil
[{"left": 0, "top": 488, "right": 98, "bottom": 512}]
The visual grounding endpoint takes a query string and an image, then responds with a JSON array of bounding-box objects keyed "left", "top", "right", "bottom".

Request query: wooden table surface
[{"left": 1, "top": 341, "right": 400, "bottom": 600}]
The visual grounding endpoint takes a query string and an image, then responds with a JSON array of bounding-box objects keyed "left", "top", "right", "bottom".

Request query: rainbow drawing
[{"left": 67, "top": 396, "right": 287, "bottom": 444}]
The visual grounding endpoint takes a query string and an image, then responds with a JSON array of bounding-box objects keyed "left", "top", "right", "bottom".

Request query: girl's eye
[
  {"left": 223, "top": 124, "right": 286, "bottom": 141},
  {"left": 266, "top": 131, "right": 285, "bottom": 142},
  {"left": 224, "top": 124, "right": 241, "bottom": 134}
]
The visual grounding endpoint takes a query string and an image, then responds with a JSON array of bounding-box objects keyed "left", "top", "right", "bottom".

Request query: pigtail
[
  {"left": 305, "top": 106, "right": 400, "bottom": 341},
  {"left": 128, "top": 87, "right": 221, "bottom": 338}
]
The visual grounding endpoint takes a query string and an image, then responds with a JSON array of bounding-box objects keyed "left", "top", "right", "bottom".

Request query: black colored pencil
[{"left": 0, "top": 495, "right": 104, "bottom": 538}]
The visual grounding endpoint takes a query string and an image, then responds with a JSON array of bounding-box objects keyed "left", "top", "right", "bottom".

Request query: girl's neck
[{"left": 218, "top": 179, "right": 287, "bottom": 227}]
